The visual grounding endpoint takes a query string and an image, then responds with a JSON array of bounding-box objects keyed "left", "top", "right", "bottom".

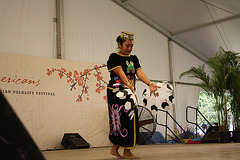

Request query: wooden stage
[{"left": 43, "top": 143, "right": 240, "bottom": 160}]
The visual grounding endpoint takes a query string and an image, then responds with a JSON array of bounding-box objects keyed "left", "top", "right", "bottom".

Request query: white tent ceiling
[{"left": 113, "top": 0, "right": 240, "bottom": 61}]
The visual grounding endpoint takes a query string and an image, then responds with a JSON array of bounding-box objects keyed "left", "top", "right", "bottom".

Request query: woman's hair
[{"left": 116, "top": 35, "right": 126, "bottom": 48}]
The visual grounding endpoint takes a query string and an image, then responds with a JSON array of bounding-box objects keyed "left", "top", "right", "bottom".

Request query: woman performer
[{"left": 107, "top": 31, "right": 158, "bottom": 159}]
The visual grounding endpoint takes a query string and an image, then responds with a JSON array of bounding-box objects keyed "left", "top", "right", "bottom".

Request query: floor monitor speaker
[
  {"left": 61, "top": 133, "right": 90, "bottom": 149},
  {"left": 201, "top": 126, "right": 219, "bottom": 143}
]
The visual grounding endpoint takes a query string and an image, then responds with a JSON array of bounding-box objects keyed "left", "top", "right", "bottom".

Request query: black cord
[
  {"left": 202, "top": 0, "right": 229, "bottom": 50},
  {"left": 200, "top": 0, "right": 240, "bottom": 17}
]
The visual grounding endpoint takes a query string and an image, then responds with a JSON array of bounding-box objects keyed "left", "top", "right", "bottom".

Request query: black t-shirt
[{"left": 107, "top": 52, "right": 141, "bottom": 88}]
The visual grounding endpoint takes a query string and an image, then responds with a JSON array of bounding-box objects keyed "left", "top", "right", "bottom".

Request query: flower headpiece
[{"left": 120, "top": 31, "right": 134, "bottom": 40}]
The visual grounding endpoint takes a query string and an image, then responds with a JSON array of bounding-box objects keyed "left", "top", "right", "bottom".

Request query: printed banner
[{"left": 0, "top": 53, "right": 110, "bottom": 150}]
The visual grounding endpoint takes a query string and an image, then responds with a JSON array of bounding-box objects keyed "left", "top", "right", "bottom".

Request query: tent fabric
[{"left": 0, "top": 0, "right": 55, "bottom": 58}]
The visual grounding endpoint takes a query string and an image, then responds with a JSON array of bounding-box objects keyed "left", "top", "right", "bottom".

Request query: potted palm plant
[
  {"left": 179, "top": 47, "right": 239, "bottom": 142},
  {"left": 227, "top": 52, "right": 240, "bottom": 142}
]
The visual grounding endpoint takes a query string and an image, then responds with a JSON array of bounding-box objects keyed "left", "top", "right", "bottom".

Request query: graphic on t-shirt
[
  {"left": 126, "top": 61, "right": 135, "bottom": 73},
  {"left": 127, "top": 75, "right": 134, "bottom": 86}
]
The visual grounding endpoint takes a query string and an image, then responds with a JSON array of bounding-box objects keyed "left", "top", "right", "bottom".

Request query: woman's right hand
[{"left": 127, "top": 84, "right": 136, "bottom": 98}]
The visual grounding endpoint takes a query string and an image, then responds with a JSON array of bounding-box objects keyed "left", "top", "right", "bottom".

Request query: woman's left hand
[{"left": 149, "top": 83, "right": 160, "bottom": 97}]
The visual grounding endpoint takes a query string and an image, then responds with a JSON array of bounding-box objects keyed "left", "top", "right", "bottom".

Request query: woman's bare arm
[{"left": 136, "top": 69, "right": 159, "bottom": 96}]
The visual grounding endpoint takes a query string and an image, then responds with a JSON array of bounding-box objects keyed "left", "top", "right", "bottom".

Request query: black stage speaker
[
  {"left": 0, "top": 91, "right": 46, "bottom": 160},
  {"left": 61, "top": 133, "right": 90, "bottom": 149},
  {"left": 201, "top": 126, "right": 220, "bottom": 143}
]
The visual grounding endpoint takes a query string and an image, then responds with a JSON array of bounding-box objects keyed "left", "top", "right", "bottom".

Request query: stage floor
[{"left": 42, "top": 143, "right": 240, "bottom": 160}]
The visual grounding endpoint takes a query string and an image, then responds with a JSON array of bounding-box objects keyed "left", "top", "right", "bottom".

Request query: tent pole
[
  {"left": 56, "top": 0, "right": 65, "bottom": 59},
  {"left": 168, "top": 40, "right": 177, "bottom": 128}
]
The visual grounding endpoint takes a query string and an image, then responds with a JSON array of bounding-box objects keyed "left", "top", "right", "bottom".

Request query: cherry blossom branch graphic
[{"left": 47, "top": 64, "right": 108, "bottom": 102}]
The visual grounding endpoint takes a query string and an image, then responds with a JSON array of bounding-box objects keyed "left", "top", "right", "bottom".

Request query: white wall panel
[
  {"left": 172, "top": 42, "right": 206, "bottom": 84},
  {"left": 0, "top": 0, "right": 56, "bottom": 58},
  {"left": 64, "top": 0, "right": 169, "bottom": 81},
  {"left": 175, "top": 84, "right": 200, "bottom": 130}
]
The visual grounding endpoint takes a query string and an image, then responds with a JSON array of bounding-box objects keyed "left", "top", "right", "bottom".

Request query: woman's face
[{"left": 119, "top": 40, "right": 134, "bottom": 55}]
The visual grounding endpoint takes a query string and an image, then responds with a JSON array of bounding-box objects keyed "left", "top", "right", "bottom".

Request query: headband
[{"left": 120, "top": 31, "right": 134, "bottom": 40}]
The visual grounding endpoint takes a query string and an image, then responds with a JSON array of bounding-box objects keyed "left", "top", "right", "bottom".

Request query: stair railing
[
  {"left": 156, "top": 108, "right": 187, "bottom": 143},
  {"left": 186, "top": 106, "right": 212, "bottom": 138}
]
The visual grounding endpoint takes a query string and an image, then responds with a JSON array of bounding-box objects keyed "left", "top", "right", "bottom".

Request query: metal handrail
[
  {"left": 186, "top": 106, "right": 212, "bottom": 138},
  {"left": 156, "top": 109, "right": 187, "bottom": 143}
]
